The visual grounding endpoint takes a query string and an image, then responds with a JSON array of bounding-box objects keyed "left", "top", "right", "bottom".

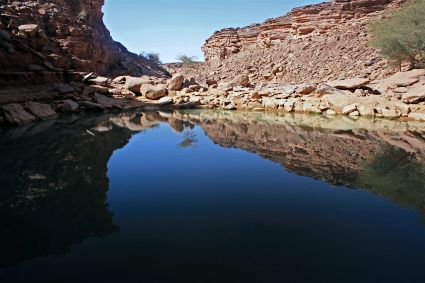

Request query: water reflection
[{"left": 0, "top": 110, "right": 425, "bottom": 269}]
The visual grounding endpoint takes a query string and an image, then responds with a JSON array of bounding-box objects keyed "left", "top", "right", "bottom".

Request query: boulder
[
  {"left": 56, "top": 83, "right": 74, "bottom": 95},
  {"left": 342, "top": 104, "right": 358, "bottom": 115},
  {"left": 123, "top": 76, "right": 149, "bottom": 93},
  {"left": 158, "top": 96, "right": 174, "bottom": 105},
  {"left": 408, "top": 112, "right": 425, "bottom": 121},
  {"left": 231, "top": 74, "right": 250, "bottom": 87},
  {"left": 401, "top": 84, "right": 425, "bottom": 104},
  {"left": 80, "top": 101, "right": 106, "bottom": 111},
  {"left": 25, "top": 101, "right": 58, "bottom": 120},
  {"left": 140, "top": 84, "right": 168, "bottom": 100},
  {"left": 2, "top": 103, "right": 37, "bottom": 125},
  {"left": 55, "top": 100, "right": 79, "bottom": 112},
  {"left": 89, "top": 76, "right": 111, "bottom": 86},
  {"left": 327, "top": 78, "right": 370, "bottom": 89},
  {"left": 322, "top": 94, "right": 359, "bottom": 113},
  {"left": 95, "top": 93, "right": 121, "bottom": 109},
  {"left": 167, "top": 73, "right": 185, "bottom": 91},
  {"left": 315, "top": 84, "right": 346, "bottom": 97},
  {"left": 296, "top": 83, "right": 316, "bottom": 95}
]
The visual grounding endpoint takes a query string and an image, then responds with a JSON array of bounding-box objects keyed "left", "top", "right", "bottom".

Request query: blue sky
[{"left": 103, "top": 0, "right": 322, "bottom": 63}]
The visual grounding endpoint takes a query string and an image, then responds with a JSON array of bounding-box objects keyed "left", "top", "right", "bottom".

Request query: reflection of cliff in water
[
  {"left": 1, "top": 110, "right": 425, "bottom": 267},
  {"left": 0, "top": 113, "right": 159, "bottom": 268},
  {"left": 194, "top": 111, "right": 425, "bottom": 215},
  {"left": 167, "top": 111, "right": 425, "bottom": 216}
]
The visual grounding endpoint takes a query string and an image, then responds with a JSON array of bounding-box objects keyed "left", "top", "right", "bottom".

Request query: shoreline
[{"left": 1, "top": 69, "right": 425, "bottom": 127}]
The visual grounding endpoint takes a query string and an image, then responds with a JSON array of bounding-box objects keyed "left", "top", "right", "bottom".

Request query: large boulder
[
  {"left": 2, "top": 103, "right": 36, "bottom": 125},
  {"left": 140, "top": 84, "right": 168, "bottom": 100},
  {"left": 327, "top": 78, "right": 370, "bottom": 89},
  {"left": 167, "top": 73, "right": 185, "bottom": 91},
  {"left": 124, "top": 76, "right": 150, "bottom": 93}
]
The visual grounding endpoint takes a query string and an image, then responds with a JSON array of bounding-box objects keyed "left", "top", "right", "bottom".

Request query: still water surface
[{"left": 1, "top": 110, "right": 425, "bottom": 282}]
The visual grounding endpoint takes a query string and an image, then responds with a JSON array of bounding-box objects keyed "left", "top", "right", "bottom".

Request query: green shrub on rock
[{"left": 369, "top": 0, "right": 425, "bottom": 68}]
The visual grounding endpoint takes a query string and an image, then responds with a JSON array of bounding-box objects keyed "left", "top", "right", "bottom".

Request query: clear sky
[{"left": 103, "top": 0, "right": 323, "bottom": 63}]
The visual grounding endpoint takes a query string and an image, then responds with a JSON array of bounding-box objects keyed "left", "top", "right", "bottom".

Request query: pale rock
[
  {"left": 327, "top": 78, "right": 370, "bottom": 89},
  {"left": 401, "top": 84, "right": 425, "bottom": 104},
  {"left": 140, "top": 84, "right": 168, "bottom": 100},
  {"left": 167, "top": 73, "right": 185, "bottom": 91},
  {"left": 342, "top": 104, "right": 358, "bottom": 115}
]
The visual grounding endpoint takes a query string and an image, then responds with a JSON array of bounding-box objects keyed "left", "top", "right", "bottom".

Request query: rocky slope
[
  {"left": 200, "top": 0, "right": 406, "bottom": 84},
  {"left": 0, "top": 0, "right": 169, "bottom": 85}
]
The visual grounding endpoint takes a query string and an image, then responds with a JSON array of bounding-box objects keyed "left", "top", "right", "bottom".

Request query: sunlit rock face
[
  {"left": 201, "top": 0, "right": 405, "bottom": 84},
  {"left": 0, "top": 0, "right": 169, "bottom": 85}
]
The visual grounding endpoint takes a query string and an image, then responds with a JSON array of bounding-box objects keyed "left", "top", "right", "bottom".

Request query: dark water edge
[{"left": 0, "top": 110, "right": 425, "bottom": 283}]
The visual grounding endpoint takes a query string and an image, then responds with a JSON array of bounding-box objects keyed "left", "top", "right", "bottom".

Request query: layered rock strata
[
  {"left": 201, "top": 0, "right": 405, "bottom": 83},
  {"left": 0, "top": 0, "right": 169, "bottom": 85}
]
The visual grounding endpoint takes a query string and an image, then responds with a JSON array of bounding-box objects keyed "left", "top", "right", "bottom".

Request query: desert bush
[
  {"left": 369, "top": 0, "right": 425, "bottom": 68},
  {"left": 147, "top": 52, "right": 162, "bottom": 65},
  {"left": 176, "top": 54, "right": 198, "bottom": 66},
  {"left": 138, "top": 52, "right": 162, "bottom": 65}
]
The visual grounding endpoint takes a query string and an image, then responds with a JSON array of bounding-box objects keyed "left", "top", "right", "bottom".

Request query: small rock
[
  {"left": 158, "top": 96, "right": 173, "bottom": 105},
  {"left": 18, "top": 24, "right": 38, "bottom": 35}
]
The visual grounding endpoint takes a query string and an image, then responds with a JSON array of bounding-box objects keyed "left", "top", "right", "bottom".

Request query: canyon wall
[
  {"left": 0, "top": 0, "right": 169, "bottom": 85},
  {"left": 201, "top": 0, "right": 405, "bottom": 84}
]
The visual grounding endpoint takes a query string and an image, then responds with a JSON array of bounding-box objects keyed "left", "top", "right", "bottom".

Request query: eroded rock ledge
[
  {"left": 201, "top": 0, "right": 406, "bottom": 84},
  {"left": 0, "top": 0, "right": 169, "bottom": 85}
]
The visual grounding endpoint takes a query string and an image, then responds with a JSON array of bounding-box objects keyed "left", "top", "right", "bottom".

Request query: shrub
[
  {"left": 147, "top": 52, "right": 162, "bottom": 65},
  {"left": 138, "top": 52, "right": 162, "bottom": 65},
  {"left": 176, "top": 54, "right": 198, "bottom": 66},
  {"left": 369, "top": 0, "right": 425, "bottom": 68}
]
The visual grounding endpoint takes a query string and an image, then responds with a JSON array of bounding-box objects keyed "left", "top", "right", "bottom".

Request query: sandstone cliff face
[
  {"left": 0, "top": 0, "right": 169, "bottom": 85},
  {"left": 202, "top": 0, "right": 405, "bottom": 84}
]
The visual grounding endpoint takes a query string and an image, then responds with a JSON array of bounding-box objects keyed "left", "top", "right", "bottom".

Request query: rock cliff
[
  {"left": 0, "top": 0, "right": 169, "bottom": 85},
  {"left": 202, "top": 0, "right": 405, "bottom": 84}
]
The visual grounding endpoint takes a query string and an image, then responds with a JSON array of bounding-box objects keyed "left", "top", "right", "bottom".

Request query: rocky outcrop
[
  {"left": 201, "top": 0, "right": 406, "bottom": 84},
  {"left": 0, "top": 0, "right": 169, "bottom": 85}
]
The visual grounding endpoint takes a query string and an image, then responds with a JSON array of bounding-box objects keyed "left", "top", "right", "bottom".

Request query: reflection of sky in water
[{"left": 0, "top": 111, "right": 425, "bottom": 282}]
